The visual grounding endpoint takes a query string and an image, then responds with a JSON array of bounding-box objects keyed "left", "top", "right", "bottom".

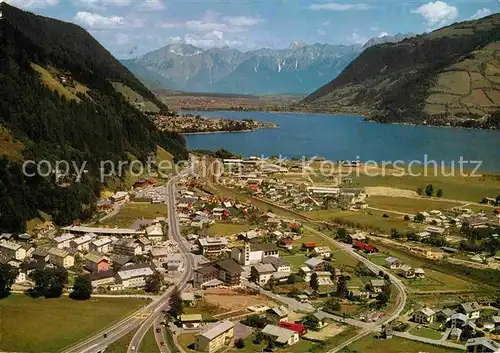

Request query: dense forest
[{"left": 0, "top": 3, "right": 187, "bottom": 232}]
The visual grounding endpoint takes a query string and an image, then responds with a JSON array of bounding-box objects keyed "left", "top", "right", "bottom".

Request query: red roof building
[{"left": 279, "top": 322, "right": 307, "bottom": 335}]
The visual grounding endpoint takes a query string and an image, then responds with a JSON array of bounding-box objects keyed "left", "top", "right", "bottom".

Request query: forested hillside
[{"left": 0, "top": 3, "right": 187, "bottom": 232}]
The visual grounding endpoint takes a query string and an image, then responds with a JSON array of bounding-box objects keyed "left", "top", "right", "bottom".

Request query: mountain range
[
  {"left": 0, "top": 3, "right": 186, "bottom": 232},
  {"left": 301, "top": 14, "right": 500, "bottom": 128},
  {"left": 122, "top": 34, "right": 412, "bottom": 95}
]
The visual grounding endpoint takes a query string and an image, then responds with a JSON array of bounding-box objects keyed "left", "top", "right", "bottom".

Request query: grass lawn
[
  {"left": 139, "top": 328, "right": 160, "bottom": 353},
  {"left": 344, "top": 334, "right": 462, "bottom": 353},
  {"left": 105, "top": 329, "right": 136, "bottom": 353},
  {"left": 367, "top": 196, "right": 461, "bottom": 214},
  {"left": 369, "top": 243, "right": 475, "bottom": 292},
  {"left": 343, "top": 171, "right": 500, "bottom": 203},
  {"left": 177, "top": 332, "right": 196, "bottom": 351},
  {"left": 0, "top": 294, "right": 148, "bottom": 353},
  {"left": 100, "top": 202, "right": 168, "bottom": 227},
  {"left": 302, "top": 209, "right": 415, "bottom": 234},
  {"left": 207, "top": 222, "right": 253, "bottom": 236},
  {"left": 410, "top": 326, "right": 443, "bottom": 340},
  {"left": 281, "top": 253, "right": 310, "bottom": 270}
]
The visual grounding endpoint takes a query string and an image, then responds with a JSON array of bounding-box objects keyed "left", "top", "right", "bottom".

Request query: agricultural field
[
  {"left": 140, "top": 328, "right": 161, "bottom": 353},
  {"left": 207, "top": 223, "right": 253, "bottom": 236},
  {"left": 366, "top": 195, "right": 462, "bottom": 214},
  {"left": 342, "top": 170, "right": 500, "bottom": 203},
  {"left": 100, "top": 202, "right": 168, "bottom": 228},
  {"left": 303, "top": 209, "right": 416, "bottom": 233},
  {"left": 410, "top": 326, "right": 443, "bottom": 340},
  {"left": 105, "top": 329, "right": 136, "bottom": 353},
  {"left": 343, "top": 334, "right": 462, "bottom": 353},
  {"left": 369, "top": 243, "right": 476, "bottom": 292},
  {"left": 0, "top": 295, "right": 148, "bottom": 353}
]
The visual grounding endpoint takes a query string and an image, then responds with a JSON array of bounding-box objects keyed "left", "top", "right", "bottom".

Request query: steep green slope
[
  {"left": 0, "top": 3, "right": 187, "bottom": 232},
  {"left": 302, "top": 14, "right": 500, "bottom": 128}
]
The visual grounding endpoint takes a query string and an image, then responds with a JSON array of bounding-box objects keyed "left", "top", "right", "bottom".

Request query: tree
[
  {"left": 336, "top": 275, "right": 349, "bottom": 298},
  {"left": 267, "top": 277, "right": 276, "bottom": 291},
  {"left": 145, "top": 271, "right": 163, "bottom": 293},
  {"left": 416, "top": 187, "right": 423, "bottom": 196},
  {"left": 29, "top": 267, "right": 68, "bottom": 298},
  {"left": 310, "top": 273, "right": 319, "bottom": 292},
  {"left": 376, "top": 291, "right": 389, "bottom": 306},
  {"left": 242, "top": 315, "right": 268, "bottom": 328},
  {"left": 301, "top": 315, "right": 319, "bottom": 330},
  {"left": 235, "top": 338, "right": 245, "bottom": 349},
  {"left": 425, "top": 184, "right": 434, "bottom": 197},
  {"left": 70, "top": 274, "right": 92, "bottom": 300},
  {"left": 414, "top": 213, "right": 425, "bottom": 222},
  {"left": 287, "top": 273, "right": 297, "bottom": 285},
  {"left": 404, "top": 215, "right": 410, "bottom": 221},
  {"left": 436, "top": 189, "right": 443, "bottom": 198},
  {"left": 324, "top": 298, "right": 341, "bottom": 313},
  {"left": 0, "top": 264, "right": 18, "bottom": 299},
  {"left": 390, "top": 228, "right": 400, "bottom": 239},
  {"left": 168, "top": 286, "right": 183, "bottom": 318},
  {"left": 250, "top": 267, "right": 259, "bottom": 283}
]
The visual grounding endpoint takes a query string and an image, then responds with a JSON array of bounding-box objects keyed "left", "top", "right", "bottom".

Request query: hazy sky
[{"left": 2, "top": 0, "right": 499, "bottom": 58}]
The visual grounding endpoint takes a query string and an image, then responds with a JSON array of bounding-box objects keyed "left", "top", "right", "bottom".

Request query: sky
[{"left": 2, "top": 0, "right": 499, "bottom": 58}]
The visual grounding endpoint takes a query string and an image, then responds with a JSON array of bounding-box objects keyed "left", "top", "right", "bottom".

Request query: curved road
[
  {"left": 127, "top": 173, "right": 195, "bottom": 353},
  {"left": 63, "top": 173, "right": 193, "bottom": 353},
  {"left": 303, "top": 225, "right": 407, "bottom": 352}
]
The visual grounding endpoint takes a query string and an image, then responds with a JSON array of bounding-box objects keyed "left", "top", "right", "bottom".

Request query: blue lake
[{"left": 185, "top": 111, "right": 500, "bottom": 172}]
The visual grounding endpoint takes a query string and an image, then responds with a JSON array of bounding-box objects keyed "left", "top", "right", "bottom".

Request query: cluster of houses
[
  {"left": 219, "top": 158, "right": 367, "bottom": 212},
  {"left": 384, "top": 256, "right": 426, "bottom": 279},
  {"left": 412, "top": 301, "right": 500, "bottom": 345},
  {"left": 0, "top": 221, "right": 175, "bottom": 292}
]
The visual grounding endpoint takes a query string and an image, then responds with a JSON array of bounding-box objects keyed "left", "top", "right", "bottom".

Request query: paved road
[
  {"left": 63, "top": 173, "right": 192, "bottom": 353},
  {"left": 127, "top": 173, "right": 195, "bottom": 353},
  {"left": 302, "top": 225, "right": 407, "bottom": 353}
]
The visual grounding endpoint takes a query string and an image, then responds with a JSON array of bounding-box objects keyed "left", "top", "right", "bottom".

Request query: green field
[
  {"left": 0, "top": 295, "right": 148, "bottom": 353},
  {"left": 343, "top": 171, "right": 500, "bottom": 203},
  {"left": 207, "top": 223, "right": 253, "bottom": 236},
  {"left": 140, "top": 328, "right": 160, "bottom": 353},
  {"left": 303, "top": 209, "right": 415, "bottom": 233},
  {"left": 344, "top": 334, "right": 462, "bottom": 353},
  {"left": 369, "top": 243, "right": 476, "bottom": 292},
  {"left": 367, "top": 195, "right": 462, "bottom": 214},
  {"left": 410, "top": 326, "right": 443, "bottom": 340},
  {"left": 105, "top": 329, "right": 136, "bottom": 353},
  {"left": 100, "top": 202, "right": 168, "bottom": 227}
]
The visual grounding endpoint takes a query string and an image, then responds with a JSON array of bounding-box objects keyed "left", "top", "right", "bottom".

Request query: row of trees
[{"left": 416, "top": 184, "right": 443, "bottom": 197}]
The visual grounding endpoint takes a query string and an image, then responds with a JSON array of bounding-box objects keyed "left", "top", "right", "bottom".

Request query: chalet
[
  {"left": 450, "top": 313, "right": 469, "bottom": 329},
  {"left": 280, "top": 238, "right": 293, "bottom": 250},
  {"left": 251, "top": 263, "right": 276, "bottom": 286},
  {"left": 402, "top": 267, "right": 415, "bottom": 279},
  {"left": 459, "top": 302, "right": 481, "bottom": 320},
  {"left": 31, "top": 248, "right": 50, "bottom": 262},
  {"left": 370, "top": 279, "right": 385, "bottom": 293},
  {"left": 195, "top": 321, "right": 235, "bottom": 353},
  {"left": 266, "top": 306, "right": 289, "bottom": 324},
  {"left": 53, "top": 233, "right": 74, "bottom": 249},
  {"left": 313, "top": 246, "right": 331, "bottom": 259},
  {"left": 48, "top": 248, "right": 74, "bottom": 268},
  {"left": 84, "top": 253, "right": 110, "bottom": 273},
  {"left": 70, "top": 234, "right": 93, "bottom": 252},
  {"left": 179, "top": 314, "right": 203, "bottom": 329},
  {"left": 301, "top": 242, "right": 316, "bottom": 252},
  {"left": 145, "top": 224, "right": 164, "bottom": 243},
  {"left": 262, "top": 256, "right": 290, "bottom": 273},
  {"left": 385, "top": 257, "right": 401, "bottom": 269},
  {"left": 110, "top": 191, "right": 129, "bottom": 203},
  {"left": 166, "top": 253, "right": 185, "bottom": 273},
  {"left": 304, "top": 257, "right": 327, "bottom": 271},
  {"left": 89, "top": 238, "right": 112, "bottom": 253},
  {"left": 261, "top": 324, "right": 299, "bottom": 346},
  {"left": 299, "top": 266, "right": 312, "bottom": 282},
  {"left": 279, "top": 322, "right": 307, "bottom": 336},
  {"left": 437, "top": 308, "right": 456, "bottom": 322},
  {"left": 414, "top": 268, "right": 425, "bottom": 278},
  {"left": 413, "top": 307, "right": 435, "bottom": 324},
  {"left": 312, "top": 311, "right": 331, "bottom": 330},
  {"left": 0, "top": 241, "right": 26, "bottom": 261},
  {"left": 466, "top": 337, "right": 500, "bottom": 353},
  {"left": 449, "top": 327, "right": 462, "bottom": 341},
  {"left": 115, "top": 264, "right": 155, "bottom": 288}
]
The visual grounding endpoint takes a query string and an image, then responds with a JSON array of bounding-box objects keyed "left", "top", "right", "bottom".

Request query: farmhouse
[
  {"left": 195, "top": 321, "right": 235, "bottom": 353},
  {"left": 261, "top": 324, "right": 299, "bottom": 346}
]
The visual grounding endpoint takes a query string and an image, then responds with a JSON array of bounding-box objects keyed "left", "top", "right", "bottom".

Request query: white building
[
  {"left": 90, "top": 238, "right": 112, "bottom": 253},
  {"left": 70, "top": 234, "right": 93, "bottom": 252},
  {"left": 48, "top": 247, "right": 74, "bottom": 268},
  {"left": 115, "top": 264, "right": 155, "bottom": 288},
  {"left": 231, "top": 242, "right": 279, "bottom": 266},
  {"left": 0, "top": 241, "right": 26, "bottom": 261},
  {"left": 53, "top": 233, "right": 74, "bottom": 249}
]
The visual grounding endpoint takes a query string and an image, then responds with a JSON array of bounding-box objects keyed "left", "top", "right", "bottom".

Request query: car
[
  {"left": 156, "top": 328, "right": 161, "bottom": 333},
  {"left": 160, "top": 342, "right": 165, "bottom": 346},
  {"left": 131, "top": 346, "right": 135, "bottom": 351}
]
